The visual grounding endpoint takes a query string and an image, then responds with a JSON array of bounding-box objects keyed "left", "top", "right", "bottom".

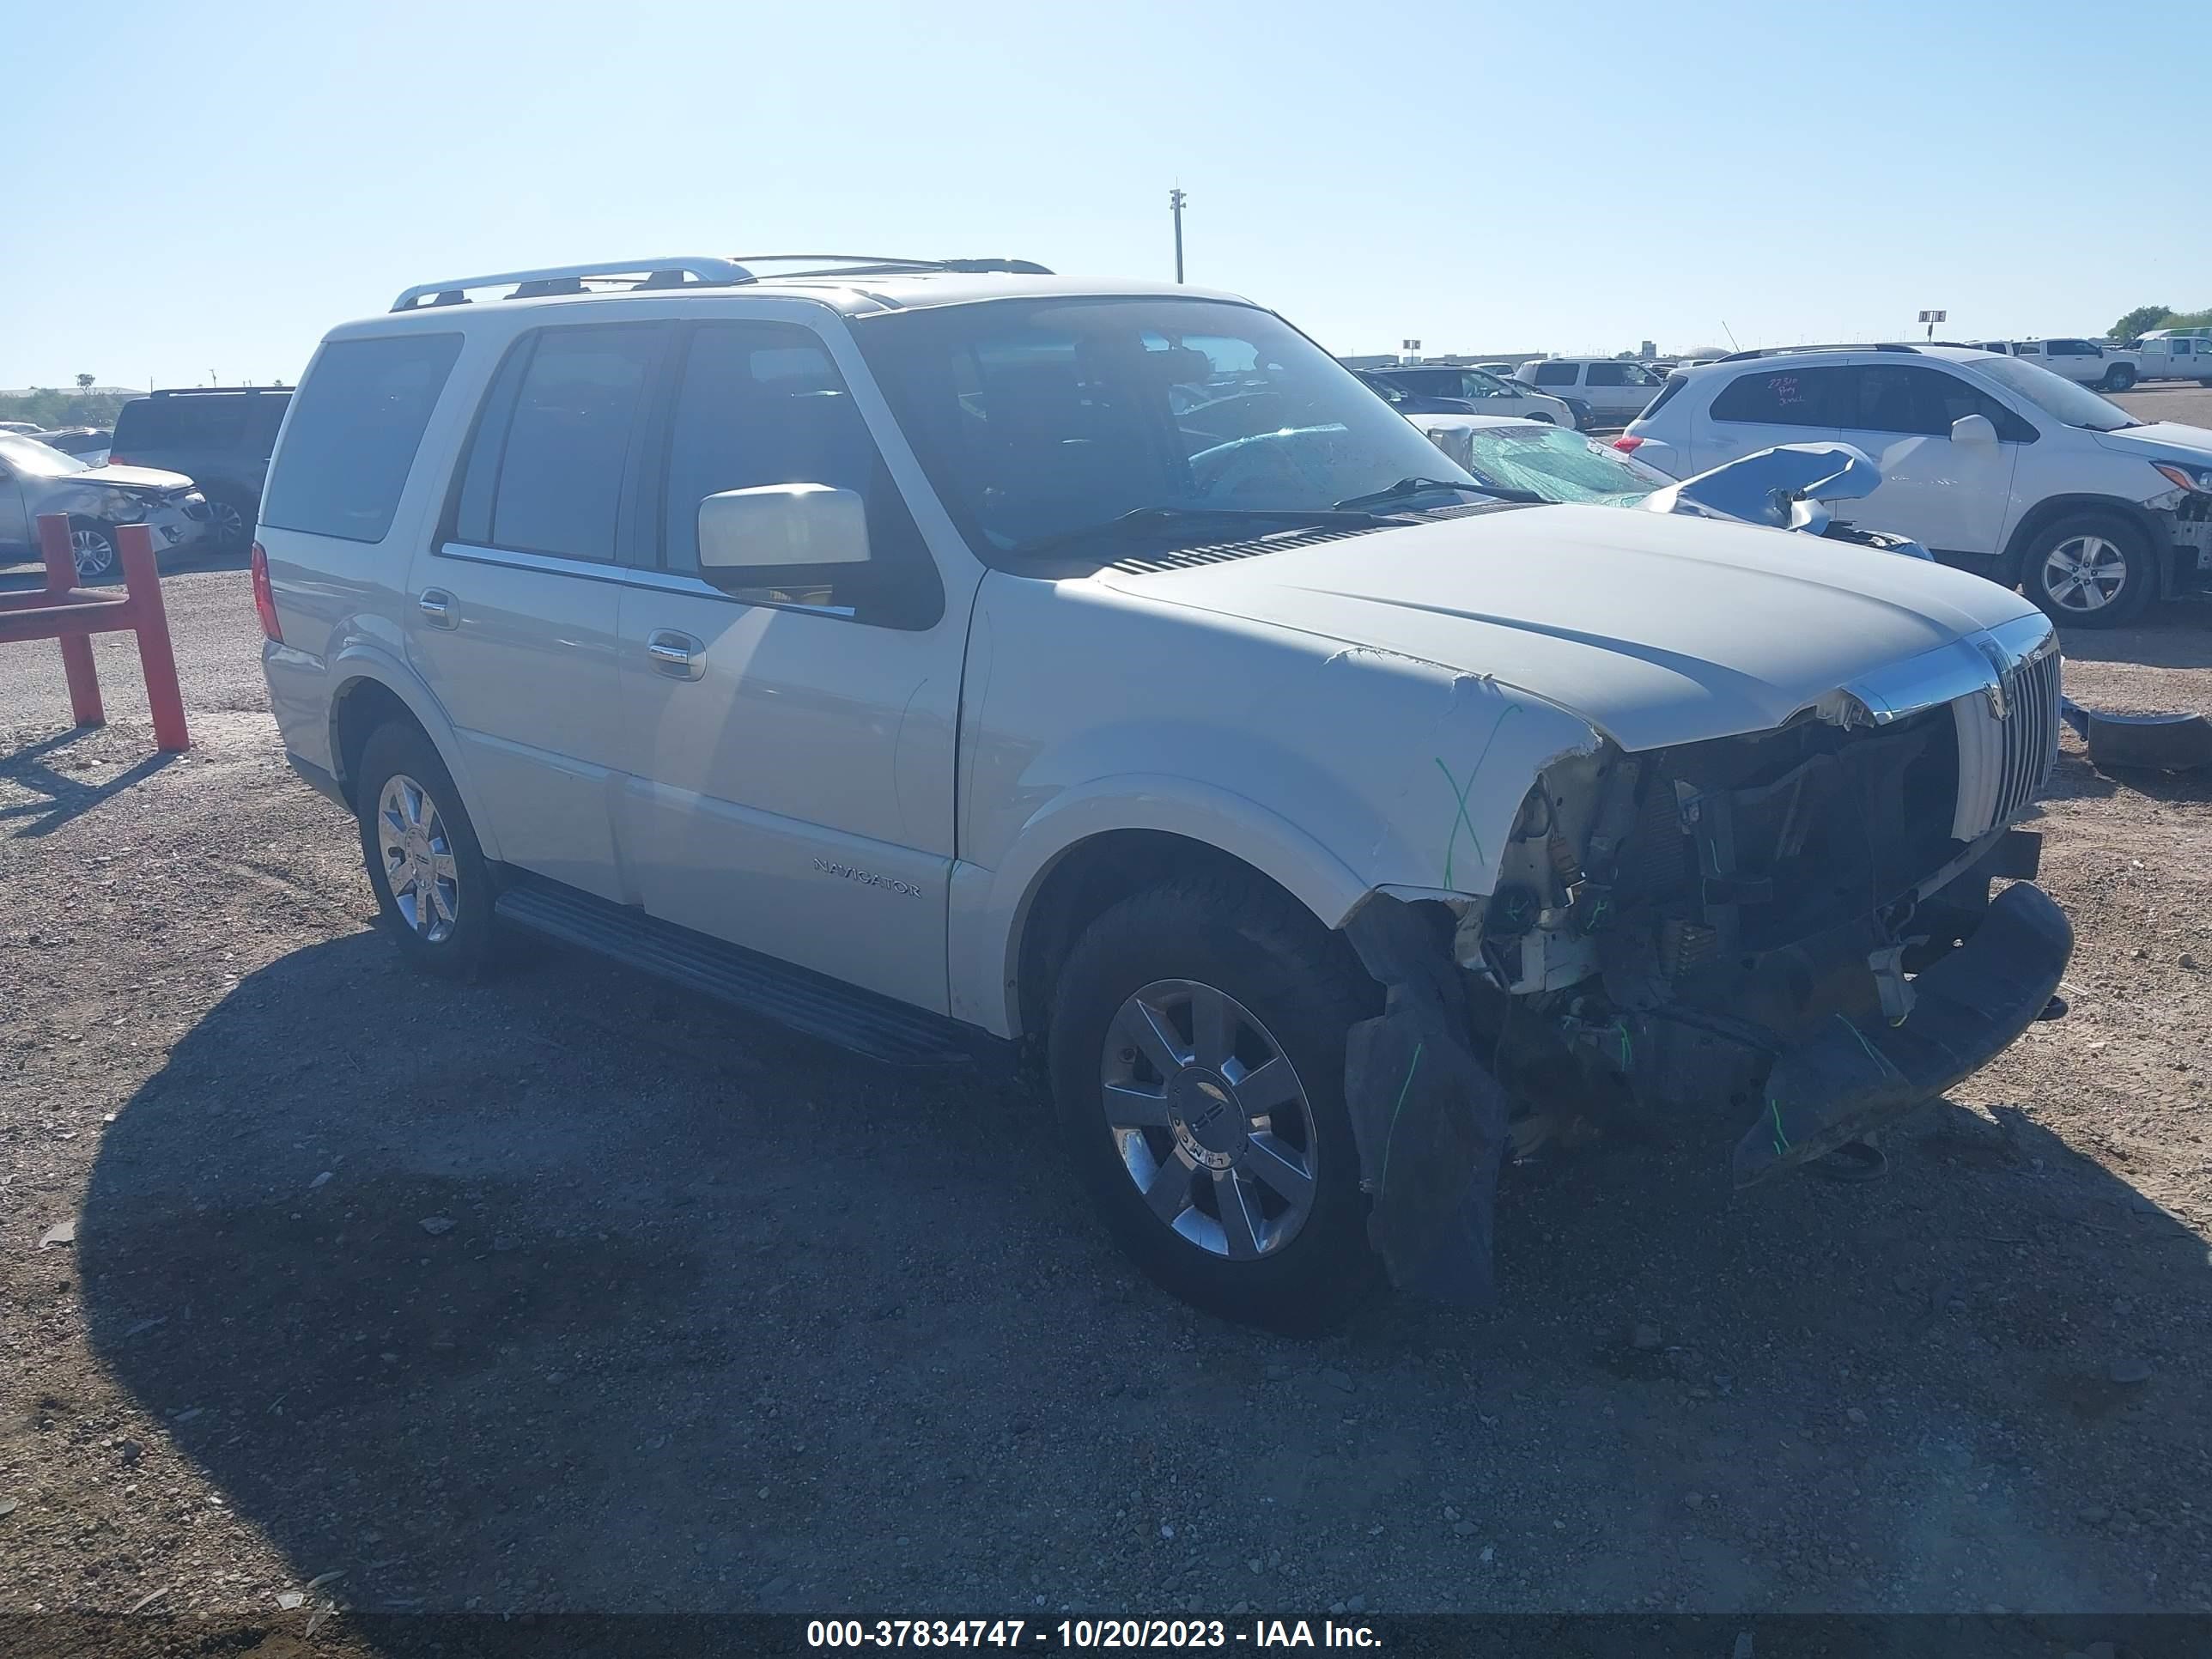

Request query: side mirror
[
  {"left": 1950, "top": 413, "right": 1997, "bottom": 447},
  {"left": 696, "top": 483, "right": 870, "bottom": 587}
]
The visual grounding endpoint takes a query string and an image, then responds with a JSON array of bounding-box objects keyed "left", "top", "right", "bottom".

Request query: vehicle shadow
[
  {"left": 2057, "top": 597, "right": 2211, "bottom": 670},
  {"left": 80, "top": 932, "right": 2209, "bottom": 1616},
  {"left": 0, "top": 728, "right": 181, "bottom": 836}
]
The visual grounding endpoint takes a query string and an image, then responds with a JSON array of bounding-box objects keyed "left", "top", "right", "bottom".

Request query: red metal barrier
[{"left": 0, "top": 514, "right": 190, "bottom": 751}]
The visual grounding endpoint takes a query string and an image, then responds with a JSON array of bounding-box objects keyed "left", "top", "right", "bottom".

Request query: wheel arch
[
  {"left": 2000, "top": 494, "right": 2168, "bottom": 592},
  {"left": 324, "top": 653, "right": 501, "bottom": 860},
  {"left": 960, "top": 783, "right": 1376, "bottom": 1041}
]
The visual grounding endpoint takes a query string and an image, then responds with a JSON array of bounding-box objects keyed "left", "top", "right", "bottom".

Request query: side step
[{"left": 493, "top": 879, "right": 978, "bottom": 1067}]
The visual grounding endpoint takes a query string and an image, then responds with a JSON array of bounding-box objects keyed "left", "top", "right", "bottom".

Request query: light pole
[{"left": 1169, "top": 188, "right": 1188, "bottom": 283}]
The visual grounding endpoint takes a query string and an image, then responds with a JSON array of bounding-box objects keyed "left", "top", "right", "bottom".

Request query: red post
[
  {"left": 117, "top": 524, "right": 190, "bottom": 752},
  {"left": 35, "top": 513, "right": 104, "bottom": 727}
]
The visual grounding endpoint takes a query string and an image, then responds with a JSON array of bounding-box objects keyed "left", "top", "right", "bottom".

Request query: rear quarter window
[
  {"left": 260, "top": 333, "right": 463, "bottom": 544},
  {"left": 1532, "top": 362, "right": 1579, "bottom": 387}
]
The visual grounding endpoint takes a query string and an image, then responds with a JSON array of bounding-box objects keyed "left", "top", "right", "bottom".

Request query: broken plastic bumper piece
[{"left": 1732, "top": 880, "right": 2072, "bottom": 1188}]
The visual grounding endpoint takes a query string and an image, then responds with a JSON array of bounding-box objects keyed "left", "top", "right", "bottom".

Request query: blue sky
[{"left": 8, "top": 0, "right": 2203, "bottom": 389}]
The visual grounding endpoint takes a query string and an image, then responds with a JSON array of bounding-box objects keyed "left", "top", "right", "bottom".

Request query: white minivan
[{"left": 1620, "top": 343, "right": 2212, "bottom": 625}]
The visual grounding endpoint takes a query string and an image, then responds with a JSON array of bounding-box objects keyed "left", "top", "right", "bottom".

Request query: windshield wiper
[
  {"left": 1333, "top": 477, "right": 1542, "bottom": 510},
  {"left": 1008, "top": 504, "right": 1389, "bottom": 558}
]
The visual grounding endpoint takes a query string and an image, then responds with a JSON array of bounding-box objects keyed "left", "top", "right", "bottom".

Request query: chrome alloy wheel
[
  {"left": 2042, "top": 534, "right": 2128, "bottom": 613},
  {"left": 376, "top": 773, "right": 460, "bottom": 943},
  {"left": 71, "top": 526, "right": 118, "bottom": 580},
  {"left": 1100, "top": 979, "right": 1320, "bottom": 1261}
]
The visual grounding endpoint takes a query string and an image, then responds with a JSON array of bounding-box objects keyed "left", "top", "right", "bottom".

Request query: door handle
[
  {"left": 647, "top": 629, "right": 706, "bottom": 681},
  {"left": 417, "top": 588, "right": 457, "bottom": 628}
]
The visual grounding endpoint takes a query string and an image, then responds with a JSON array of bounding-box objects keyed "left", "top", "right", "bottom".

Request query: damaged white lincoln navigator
[{"left": 257, "top": 256, "right": 2071, "bottom": 1331}]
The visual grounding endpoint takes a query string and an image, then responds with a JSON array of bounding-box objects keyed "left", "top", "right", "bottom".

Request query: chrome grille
[{"left": 1950, "top": 634, "right": 2060, "bottom": 841}]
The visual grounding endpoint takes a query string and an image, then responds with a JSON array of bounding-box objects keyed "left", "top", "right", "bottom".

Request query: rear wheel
[
  {"left": 2023, "top": 511, "right": 2154, "bottom": 628},
  {"left": 2100, "top": 364, "right": 2136, "bottom": 392},
  {"left": 355, "top": 722, "right": 496, "bottom": 978},
  {"left": 1048, "top": 874, "right": 1381, "bottom": 1332},
  {"left": 204, "top": 493, "right": 250, "bottom": 553}
]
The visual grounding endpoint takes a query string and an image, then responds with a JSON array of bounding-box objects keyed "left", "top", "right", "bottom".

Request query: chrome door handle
[
  {"left": 417, "top": 588, "right": 456, "bottom": 628},
  {"left": 647, "top": 629, "right": 705, "bottom": 681}
]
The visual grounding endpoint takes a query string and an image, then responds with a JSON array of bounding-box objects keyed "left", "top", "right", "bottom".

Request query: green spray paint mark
[
  {"left": 1433, "top": 702, "right": 1522, "bottom": 888},
  {"left": 1834, "top": 1012, "right": 1897, "bottom": 1079},
  {"left": 1770, "top": 1098, "right": 1792, "bottom": 1157},
  {"left": 1376, "top": 1041, "right": 1425, "bottom": 1200}
]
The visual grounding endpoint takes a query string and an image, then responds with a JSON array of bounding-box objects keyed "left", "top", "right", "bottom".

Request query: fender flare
[
  {"left": 963, "top": 775, "right": 1374, "bottom": 1038},
  {"left": 324, "top": 643, "right": 503, "bottom": 862}
]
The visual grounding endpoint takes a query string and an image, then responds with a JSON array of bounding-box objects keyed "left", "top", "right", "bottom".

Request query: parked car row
[
  {"left": 0, "top": 386, "right": 286, "bottom": 580},
  {"left": 256, "top": 253, "right": 2079, "bottom": 1328}
]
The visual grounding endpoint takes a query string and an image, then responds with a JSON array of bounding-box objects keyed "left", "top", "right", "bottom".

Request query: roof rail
[
  {"left": 725, "top": 253, "right": 1053, "bottom": 278},
  {"left": 149, "top": 386, "right": 287, "bottom": 398},
  {"left": 1715, "top": 342, "right": 1923, "bottom": 362},
  {"left": 391, "top": 257, "right": 753, "bottom": 313}
]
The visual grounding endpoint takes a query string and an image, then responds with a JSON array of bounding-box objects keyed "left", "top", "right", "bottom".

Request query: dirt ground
[{"left": 3, "top": 561, "right": 2209, "bottom": 1649}]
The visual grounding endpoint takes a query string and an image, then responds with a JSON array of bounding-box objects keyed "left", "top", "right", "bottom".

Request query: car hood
[
  {"left": 1094, "top": 504, "right": 2044, "bottom": 751},
  {"left": 75, "top": 463, "right": 194, "bottom": 491},
  {"left": 2092, "top": 422, "right": 2212, "bottom": 464}
]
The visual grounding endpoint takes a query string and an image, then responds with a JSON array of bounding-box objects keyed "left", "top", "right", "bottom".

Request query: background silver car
[{"left": 0, "top": 432, "right": 211, "bottom": 582}]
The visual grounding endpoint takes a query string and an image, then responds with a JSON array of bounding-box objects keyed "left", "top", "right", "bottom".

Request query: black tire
[
  {"left": 2198, "top": 377, "right": 2212, "bottom": 389},
  {"left": 2101, "top": 364, "right": 2136, "bottom": 392},
  {"left": 1524, "top": 411, "right": 1555, "bottom": 425},
  {"left": 2021, "top": 510, "right": 2155, "bottom": 629},
  {"left": 66, "top": 517, "right": 120, "bottom": 584},
  {"left": 355, "top": 721, "right": 496, "bottom": 979},
  {"left": 1562, "top": 398, "right": 1593, "bottom": 431},
  {"left": 1047, "top": 873, "right": 1382, "bottom": 1333},
  {"left": 204, "top": 491, "right": 251, "bottom": 553}
]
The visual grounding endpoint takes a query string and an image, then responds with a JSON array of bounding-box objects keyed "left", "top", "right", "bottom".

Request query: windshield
[
  {"left": 0, "top": 434, "right": 91, "bottom": 477},
  {"left": 851, "top": 297, "right": 1492, "bottom": 559},
  {"left": 1961, "top": 355, "right": 2138, "bottom": 431},
  {"left": 1427, "top": 421, "right": 1669, "bottom": 507}
]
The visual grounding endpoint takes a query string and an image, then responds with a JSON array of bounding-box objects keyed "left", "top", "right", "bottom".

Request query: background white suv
[
  {"left": 1960, "top": 337, "right": 2139, "bottom": 392},
  {"left": 1514, "top": 357, "right": 1671, "bottom": 426},
  {"left": 1620, "top": 343, "right": 2212, "bottom": 625}
]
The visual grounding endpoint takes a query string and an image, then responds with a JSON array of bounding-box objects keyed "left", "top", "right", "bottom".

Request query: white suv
[
  {"left": 257, "top": 256, "right": 2072, "bottom": 1329},
  {"left": 1620, "top": 344, "right": 2212, "bottom": 626},
  {"left": 1513, "top": 357, "right": 1671, "bottom": 426}
]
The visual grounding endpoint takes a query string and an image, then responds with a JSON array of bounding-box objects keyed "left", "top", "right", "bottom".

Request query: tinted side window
[
  {"left": 488, "top": 325, "right": 665, "bottom": 562},
  {"left": 165, "top": 398, "right": 251, "bottom": 447},
  {"left": 1532, "top": 362, "right": 1578, "bottom": 386},
  {"left": 657, "top": 322, "right": 936, "bottom": 622},
  {"left": 260, "top": 334, "right": 463, "bottom": 544},
  {"left": 1708, "top": 366, "right": 1844, "bottom": 426},
  {"left": 1907, "top": 368, "right": 2038, "bottom": 443}
]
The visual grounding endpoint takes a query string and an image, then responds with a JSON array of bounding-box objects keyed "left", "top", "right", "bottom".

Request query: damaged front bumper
[{"left": 1734, "top": 878, "right": 2070, "bottom": 1186}]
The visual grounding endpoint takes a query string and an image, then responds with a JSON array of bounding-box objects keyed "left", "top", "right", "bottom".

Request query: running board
[{"left": 493, "top": 879, "right": 977, "bottom": 1067}]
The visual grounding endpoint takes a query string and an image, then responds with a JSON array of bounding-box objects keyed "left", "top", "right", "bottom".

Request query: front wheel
[
  {"left": 67, "top": 518, "right": 120, "bottom": 584},
  {"left": 1524, "top": 411, "right": 1555, "bottom": 425},
  {"left": 2101, "top": 364, "right": 2136, "bottom": 392},
  {"left": 355, "top": 721, "right": 496, "bottom": 978},
  {"left": 204, "top": 494, "right": 251, "bottom": 552},
  {"left": 1048, "top": 875, "right": 1381, "bottom": 1332},
  {"left": 2024, "top": 511, "right": 2154, "bottom": 628}
]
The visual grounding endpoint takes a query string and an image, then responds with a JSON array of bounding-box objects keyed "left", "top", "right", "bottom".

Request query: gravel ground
[{"left": 3, "top": 560, "right": 2209, "bottom": 1649}]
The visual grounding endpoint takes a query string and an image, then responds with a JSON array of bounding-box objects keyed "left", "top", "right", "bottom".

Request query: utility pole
[{"left": 1169, "top": 188, "right": 1188, "bottom": 283}]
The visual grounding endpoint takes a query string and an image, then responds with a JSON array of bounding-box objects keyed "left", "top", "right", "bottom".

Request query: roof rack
[
  {"left": 149, "top": 386, "right": 287, "bottom": 397},
  {"left": 1715, "top": 342, "right": 1923, "bottom": 362},
  {"left": 390, "top": 252, "right": 1054, "bottom": 313}
]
